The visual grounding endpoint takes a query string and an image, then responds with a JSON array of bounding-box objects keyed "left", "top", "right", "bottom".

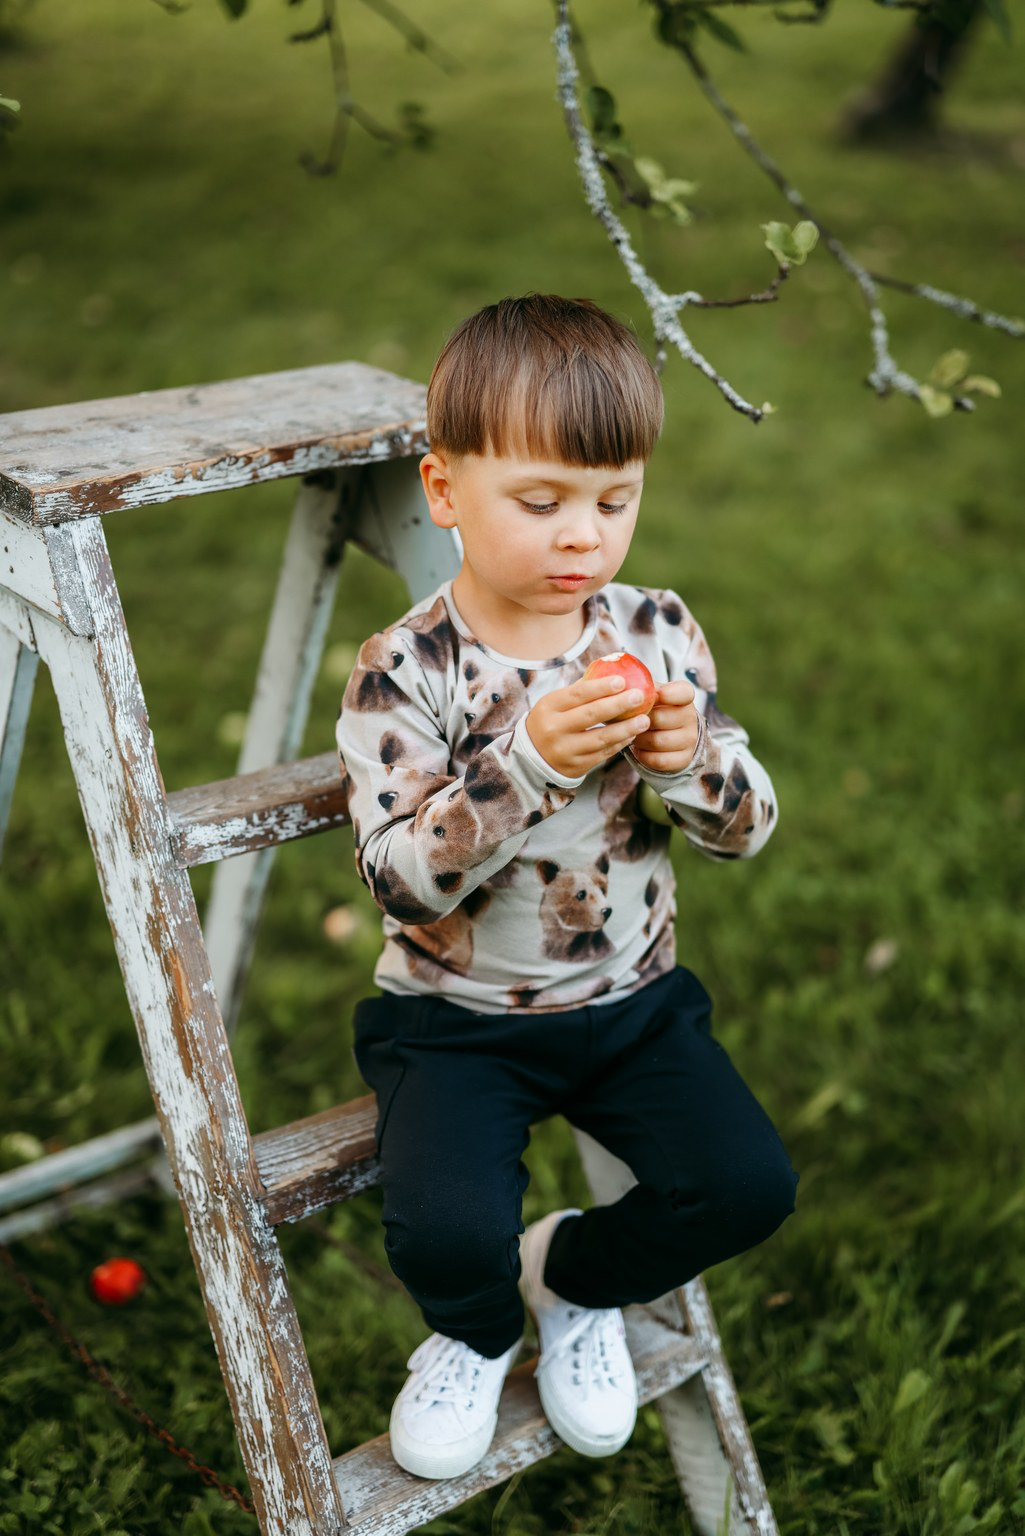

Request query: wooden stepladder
[{"left": 0, "top": 364, "right": 778, "bottom": 1536}]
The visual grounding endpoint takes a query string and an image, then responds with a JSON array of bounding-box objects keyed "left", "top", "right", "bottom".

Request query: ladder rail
[{"left": 29, "top": 514, "right": 347, "bottom": 1535}]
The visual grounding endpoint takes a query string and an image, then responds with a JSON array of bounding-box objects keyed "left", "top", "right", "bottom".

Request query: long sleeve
[
  {"left": 336, "top": 631, "right": 581, "bottom": 923},
  {"left": 626, "top": 593, "right": 778, "bottom": 861}
]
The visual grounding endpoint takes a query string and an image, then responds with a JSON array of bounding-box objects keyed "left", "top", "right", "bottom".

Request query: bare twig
[
  {"left": 357, "top": 0, "right": 459, "bottom": 74},
  {"left": 674, "top": 32, "right": 1024, "bottom": 399},
  {"left": 554, "top": 3, "right": 769, "bottom": 422},
  {"left": 671, "top": 29, "right": 971, "bottom": 407},
  {"left": 868, "top": 272, "right": 1025, "bottom": 338},
  {"left": 296, "top": 0, "right": 405, "bottom": 176}
]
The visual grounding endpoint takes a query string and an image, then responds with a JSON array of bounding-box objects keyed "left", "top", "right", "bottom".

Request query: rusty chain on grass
[{"left": 0, "top": 1244, "right": 256, "bottom": 1516}]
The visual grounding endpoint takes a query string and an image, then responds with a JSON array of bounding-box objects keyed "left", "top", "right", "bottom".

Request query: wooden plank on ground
[{"left": 0, "top": 363, "right": 427, "bottom": 524}]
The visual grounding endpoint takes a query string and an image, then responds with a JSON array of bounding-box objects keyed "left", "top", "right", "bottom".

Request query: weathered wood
[
  {"left": 0, "top": 363, "right": 428, "bottom": 524},
  {"left": 677, "top": 1279, "right": 779, "bottom": 1536},
  {"left": 168, "top": 750, "right": 349, "bottom": 867},
  {"left": 348, "top": 457, "right": 462, "bottom": 606},
  {"left": 253, "top": 1096, "right": 379, "bottom": 1226},
  {"left": 332, "top": 1306, "right": 708, "bottom": 1536},
  {"left": 0, "top": 586, "right": 37, "bottom": 650},
  {"left": 0, "top": 1117, "right": 161, "bottom": 1214},
  {"left": 32, "top": 517, "right": 345, "bottom": 1536},
  {"left": 0, "top": 511, "right": 94, "bottom": 634},
  {"left": 0, "top": 621, "right": 38, "bottom": 860},
  {"left": 203, "top": 470, "right": 360, "bottom": 1031}
]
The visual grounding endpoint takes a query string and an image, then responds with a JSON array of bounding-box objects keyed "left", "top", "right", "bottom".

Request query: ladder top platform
[{"left": 0, "top": 361, "right": 428, "bottom": 526}]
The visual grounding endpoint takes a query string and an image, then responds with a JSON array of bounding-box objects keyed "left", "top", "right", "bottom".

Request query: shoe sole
[{"left": 389, "top": 1411, "right": 498, "bottom": 1480}]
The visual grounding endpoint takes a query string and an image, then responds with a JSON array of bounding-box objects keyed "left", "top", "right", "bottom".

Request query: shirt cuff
[
  {"left": 627, "top": 712, "right": 710, "bottom": 786},
  {"left": 512, "top": 715, "right": 586, "bottom": 790}
]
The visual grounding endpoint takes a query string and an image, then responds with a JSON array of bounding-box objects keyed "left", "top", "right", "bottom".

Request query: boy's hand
[
  {"left": 629, "top": 680, "right": 700, "bottom": 774},
  {"left": 526, "top": 674, "right": 651, "bottom": 779}
]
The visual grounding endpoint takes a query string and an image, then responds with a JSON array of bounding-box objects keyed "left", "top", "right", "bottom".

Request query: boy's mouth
[{"left": 549, "top": 574, "right": 590, "bottom": 588}]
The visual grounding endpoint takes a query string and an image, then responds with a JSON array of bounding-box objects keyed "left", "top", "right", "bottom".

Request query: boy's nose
[{"left": 556, "top": 517, "right": 601, "bottom": 550}]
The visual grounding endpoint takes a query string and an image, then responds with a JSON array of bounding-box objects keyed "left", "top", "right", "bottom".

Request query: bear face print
[
  {"left": 401, "top": 597, "right": 460, "bottom": 674},
  {"left": 372, "top": 729, "right": 454, "bottom": 819},
  {"left": 536, "top": 853, "right": 614, "bottom": 964},
  {"left": 454, "top": 662, "right": 534, "bottom": 767},
  {"left": 344, "top": 631, "right": 409, "bottom": 713}
]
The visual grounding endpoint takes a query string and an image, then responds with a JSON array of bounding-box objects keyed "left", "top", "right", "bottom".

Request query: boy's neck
[{"left": 450, "top": 571, "right": 587, "bottom": 660}]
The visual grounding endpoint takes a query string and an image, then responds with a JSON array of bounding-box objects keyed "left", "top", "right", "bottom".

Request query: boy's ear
[{"left": 419, "top": 452, "right": 458, "bottom": 530}]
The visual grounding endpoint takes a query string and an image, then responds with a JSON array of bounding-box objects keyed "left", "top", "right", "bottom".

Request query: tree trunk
[{"left": 838, "top": 0, "right": 982, "bottom": 143}]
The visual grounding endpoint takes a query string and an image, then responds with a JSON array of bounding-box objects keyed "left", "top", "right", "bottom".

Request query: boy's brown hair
[{"left": 426, "top": 294, "right": 663, "bottom": 468}]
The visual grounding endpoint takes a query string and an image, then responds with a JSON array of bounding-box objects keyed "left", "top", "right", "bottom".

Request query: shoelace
[
  {"left": 536, "top": 1307, "right": 628, "bottom": 1402},
  {"left": 407, "top": 1334, "right": 487, "bottom": 1418}
]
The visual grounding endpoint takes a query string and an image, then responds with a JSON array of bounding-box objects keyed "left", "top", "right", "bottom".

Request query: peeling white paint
[{"left": 31, "top": 517, "right": 344, "bottom": 1535}]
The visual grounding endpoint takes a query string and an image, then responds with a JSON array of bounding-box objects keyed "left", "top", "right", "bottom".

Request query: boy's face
[{"left": 419, "top": 449, "right": 645, "bottom": 641}]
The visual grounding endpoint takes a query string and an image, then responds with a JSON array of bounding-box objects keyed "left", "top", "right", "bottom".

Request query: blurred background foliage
[{"left": 1, "top": 1, "right": 1024, "bottom": 1532}]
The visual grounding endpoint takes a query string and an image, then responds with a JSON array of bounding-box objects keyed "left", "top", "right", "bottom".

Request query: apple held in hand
[
  {"left": 582, "top": 652, "right": 658, "bottom": 722},
  {"left": 89, "top": 1256, "right": 148, "bottom": 1305}
]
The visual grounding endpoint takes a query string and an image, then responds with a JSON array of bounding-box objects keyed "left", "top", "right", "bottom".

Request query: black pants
[{"left": 353, "top": 965, "right": 798, "bottom": 1359}]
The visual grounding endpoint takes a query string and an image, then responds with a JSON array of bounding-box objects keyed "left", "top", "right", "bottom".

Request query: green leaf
[
  {"left": 961, "top": 374, "right": 1001, "bottom": 398},
  {"left": 893, "top": 1367, "right": 931, "bottom": 1412},
  {"left": 762, "top": 221, "right": 815, "bottom": 268},
  {"left": 634, "top": 156, "right": 695, "bottom": 224},
  {"left": 0, "top": 96, "right": 20, "bottom": 114},
  {"left": 930, "top": 348, "right": 970, "bottom": 388},
  {"left": 792, "top": 220, "right": 819, "bottom": 256},
  {"left": 656, "top": 7, "right": 695, "bottom": 48},
  {"left": 587, "top": 86, "right": 619, "bottom": 140},
  {"left": 919, "top": 384, "right": 954, "bottom": 418},
  {"left": 696, "top": 9, "right": 746, "bottom": 51},
  {"left": 219, "top": 0, "right": 247, "bottom": 16},
  {"left": 982, "top": 0, "right": 1012, "bottom": 44}
]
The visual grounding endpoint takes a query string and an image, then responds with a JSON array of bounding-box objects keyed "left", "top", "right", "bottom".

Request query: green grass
[{"left": 2, "top": 1, "right": 1024, "bottom": 1531}]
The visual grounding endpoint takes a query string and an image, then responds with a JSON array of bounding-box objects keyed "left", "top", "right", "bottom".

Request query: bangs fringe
[{"left": 427, "top": 296, "right": 663, "bottom": 467}]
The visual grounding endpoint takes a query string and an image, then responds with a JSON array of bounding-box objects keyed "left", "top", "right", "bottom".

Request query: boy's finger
[
  {"left": 569, "top": 692, "right": 648, "bottom": 731},
  {"left": 582, "top": 718, "right": 649, "bottom": 766},
  {"left": 657, "top": 679, "right": 696, "bottom": 706},
  {"left": 648, "top": 701, "right": 694, "bottom": 730},
  {"left": 563, "top": 673, "right": 630, "bottom": 708}
]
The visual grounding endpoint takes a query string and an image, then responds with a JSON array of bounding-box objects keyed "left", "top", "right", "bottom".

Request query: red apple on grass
[
  {"left": 582, "top": 652, "right": 657, "bottom": 722},
  {"left": 89, "top": 1257, "right": 148, "bottom": 1305}
]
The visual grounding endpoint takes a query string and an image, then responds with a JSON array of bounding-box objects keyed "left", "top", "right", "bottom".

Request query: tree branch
[
  {"left": 868, "top": 271, "right": 1025, "bottom": 337},
  {"left": 554, "top": 3, "right": 770, "bottom": 422}
]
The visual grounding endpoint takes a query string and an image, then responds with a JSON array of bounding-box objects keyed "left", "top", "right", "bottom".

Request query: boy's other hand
[
  {"left": 629, "top": 680, "right": 699, "bottom": 775},
  {"left": 526, "top": 674, "right": 651, "bottom": 779}
]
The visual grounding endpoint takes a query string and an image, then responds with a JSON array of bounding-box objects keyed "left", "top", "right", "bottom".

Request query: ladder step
[
  {"left": 167, "top": 750, "right": 349, "bottom": 867},
  {"left": 253, "top": 1096, "right": 379, "bottom": 1225},
  {"left": 0, "top": 361, "right": 427, "bottom": 523},
  {"left": 332, "top": 1306, "right": 708, "bottom": 1536}
]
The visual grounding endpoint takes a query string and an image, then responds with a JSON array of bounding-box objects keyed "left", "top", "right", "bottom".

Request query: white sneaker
[
  {"left": 389, "top": 1331, "right": 523, "bottom": 1479},
  {"left": 518, "top": 1208, "right": 638, "bottom": 1458}
]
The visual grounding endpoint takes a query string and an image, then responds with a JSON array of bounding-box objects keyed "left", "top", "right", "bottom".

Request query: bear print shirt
[{"left": 336, "top": 579, "right": 777, "bottom": 1015}]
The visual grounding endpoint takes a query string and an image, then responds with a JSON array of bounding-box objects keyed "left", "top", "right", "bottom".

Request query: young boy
[{"left": 336, "top": 294, "right": 798, "bottom": 1481}]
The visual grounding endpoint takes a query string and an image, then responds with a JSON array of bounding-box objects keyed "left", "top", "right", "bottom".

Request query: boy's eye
[
  {"left": 598, "top": 502, "right": 627, "bottom": 515},
  {"left": 519, "top": 500, "right": 557, "bottom": 514}
]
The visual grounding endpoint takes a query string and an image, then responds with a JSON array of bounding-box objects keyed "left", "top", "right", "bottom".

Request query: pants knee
[
  {"left": 710, "top": 1148, "right": 798, "bottom": 1249},
  {"left": 384, "top": 1205, "right": 519, "bottom": 1302},
  {"left": 666, "top": 1147, "right": 798, "bottom": 1253}
]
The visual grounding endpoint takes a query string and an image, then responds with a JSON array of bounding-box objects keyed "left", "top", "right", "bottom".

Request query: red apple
[
  {"left": 582, "top": 652, "right": 658, "bottom": 722},
  {"left": 89, "top": 1257, "right": 148, "bottom": 1305}
]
